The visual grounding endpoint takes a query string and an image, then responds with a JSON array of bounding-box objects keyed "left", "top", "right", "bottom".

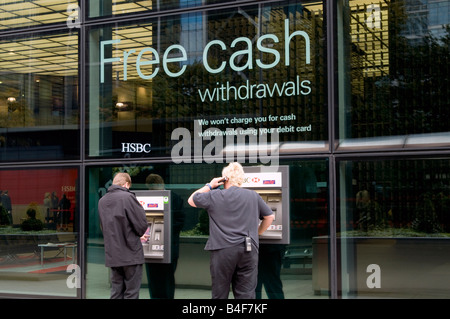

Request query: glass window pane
[
  {"left": 88, "top": 0, "right": 264, "bottom": 18},
  {"left": 338, "top": 157, "right": 450, "bottom": 298},
  {"left": 0, "top": 0, "right": 79, "bottom": 30},
  {"left": 86, "top": 1, "right": 327, "bottom": 160},
  {"left": 0, "top": 167, "right": 79, "bottom": 297},
  {"left": 86, "top": 160, "right": 329, "bottom": 299},
  {"left": 337, "top": 0, "right": 450, "bottom": 151},
  {"left": 88, "top": 0, "right": 155, "bottom": 18},
  {"left": 0, "top": 31, "right": 79, "bottom": 162}
]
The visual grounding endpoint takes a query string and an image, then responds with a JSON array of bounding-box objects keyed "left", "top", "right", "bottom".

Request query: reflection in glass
[
  {"left": 88, "top": 0, "right": 245, "bottom": 18},
  {"left": 0, "top": 31, "right": 79, "bottom": 162},
  {"left": 89, "top": 0, "right": 155, "bottom": 18},
  {"left": 87, "top": 1, "right": 327, "bottom": 159},
  {"left": 86, "top": 160, "right": 329, "bottom": 299},
  {"left": 0, "top": 0, "right": 79, "bottom": 30},
  {"left": 338, "top": 158, "right": 450, "bottom": 298},
  {"left": 0, "top": 167, "right": 79, "bottom": 297},
  {"left": 338, "top": 0, "right": 450, "bottom": 150}
]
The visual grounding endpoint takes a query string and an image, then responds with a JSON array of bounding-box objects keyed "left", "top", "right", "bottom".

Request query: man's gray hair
[{"left": 222, "top": 162, "right": 245, "bottom": 186}]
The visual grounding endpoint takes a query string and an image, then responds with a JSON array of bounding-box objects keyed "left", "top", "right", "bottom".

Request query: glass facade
[
  {"left": 338, "top": 158, "right": 450, "bottom": 298},
  {"left": 337, "top": 0, "right": 449, "bottom": 151},
  {"left": 86, "top": 2, "right": 327, "bottom": 159},
  {"left": 0, "top": 0, "right": 79, "bottom": 30},
  {"left": 86, "top": 159, "right": 328, "bottom": 298},
  {"left": 0, "top": 30, "right": 79, "bottom": 162},
  {"left": 0, "top": 0, "right": 448, "bottom": 299},
  {"left": 0, "top": 166, "right": 79, "bottom": 297}
]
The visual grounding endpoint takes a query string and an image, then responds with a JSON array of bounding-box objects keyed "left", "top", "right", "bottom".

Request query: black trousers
[
  {"left": 110, "top": 264, "right": 143, "bottom": 299},
  {"left": 209, "top": 243, "right": 258, "bottom": 299},
  {"left": 145, "top": 261, "right": 177, "bottom": 299},
  {"left": 255, "top": 244, "right": 285, "bottom": 299}
]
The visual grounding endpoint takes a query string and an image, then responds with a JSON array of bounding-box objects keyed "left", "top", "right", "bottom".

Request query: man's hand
[
  {"left": 209, "top": 176, "right": 227, "bottom": 189},
  {"left": 258, "top": 214, "right": 275, "bottom": 235},
  {"left": 187, "top": 176, "right": 227, "bottom": 207}
]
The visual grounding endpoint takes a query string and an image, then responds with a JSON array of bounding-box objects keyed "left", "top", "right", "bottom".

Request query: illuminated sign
[
  {"left": 242, "top": 172, "right": 282, "bottom": 188},
  {"left": 138, "top": 196, "right": 165, "bottom": 211}
]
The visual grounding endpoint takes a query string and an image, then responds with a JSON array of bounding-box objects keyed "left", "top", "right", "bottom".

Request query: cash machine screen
[
  {"left": 242, "top": 167, "right": 290, "bottom": 245},
  {"left": 256, "top": 189, "right": 283, "bottom": 239}
]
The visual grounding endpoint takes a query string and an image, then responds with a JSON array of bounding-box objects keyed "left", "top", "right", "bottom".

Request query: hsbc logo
[
  {"left": 242, "top": 172, "right": 282, "bottom": 188},
  {"left": 243, "top": 176, "right": 260, "bottom": 184},
  {"left": 121, "top": 143, "right": 151, "bottom": 153}
]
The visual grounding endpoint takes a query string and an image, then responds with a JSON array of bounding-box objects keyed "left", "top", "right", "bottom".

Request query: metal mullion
[
  {"left": 78, "top": 0, "right": 87, "bottom": 300},
  {"left": 327, "top": 0, "right": 338, "bottom": 299}
]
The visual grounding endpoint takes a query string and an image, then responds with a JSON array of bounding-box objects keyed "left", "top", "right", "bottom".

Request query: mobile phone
[
  {"left": 219, "top": 177, "right": 228, "bottom": 183},
  {"left": 245, "top": 236, "right": 252, "bottom": 252}
]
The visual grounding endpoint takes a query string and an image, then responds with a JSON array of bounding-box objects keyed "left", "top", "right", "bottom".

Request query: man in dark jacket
[{"left": 98, "top": 172, "right": 149, "bottom": 299}]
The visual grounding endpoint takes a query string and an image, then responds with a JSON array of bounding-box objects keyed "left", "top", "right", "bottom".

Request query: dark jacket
[{"left": 98, "top": 185, "right": 148, "bottom": 267}]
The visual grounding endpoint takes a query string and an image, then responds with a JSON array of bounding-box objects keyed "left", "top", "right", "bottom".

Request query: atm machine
[
  {"left": 242, "top": 166, "right": 290, "bottom": 245},
  {"left": 134, "top": 190, "right": 171, "bottom": 263}
]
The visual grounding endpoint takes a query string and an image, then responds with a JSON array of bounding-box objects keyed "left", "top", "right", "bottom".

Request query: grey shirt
[{"left": 193, "top": 186, "right": 273, "bottom": 251}]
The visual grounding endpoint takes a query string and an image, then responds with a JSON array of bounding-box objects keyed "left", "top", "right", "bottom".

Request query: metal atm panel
[
  {"left": 242, "top": 166, "right": 290, "bottom": 245},
  {"left": 135, "top": 190, "right": 171, "bottom": 264}
]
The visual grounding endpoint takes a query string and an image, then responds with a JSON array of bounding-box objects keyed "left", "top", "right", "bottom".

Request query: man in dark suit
[{"left": 98, "top": 172, "right": 148, "bottom": 299}]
